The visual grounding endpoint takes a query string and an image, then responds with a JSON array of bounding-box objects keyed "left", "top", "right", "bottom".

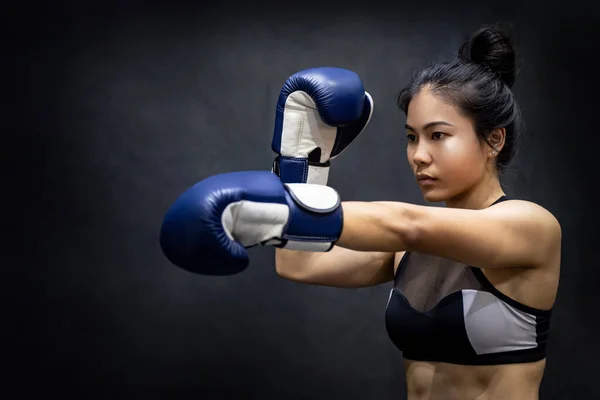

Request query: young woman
[
  {"left": 159, "top": 23, "right": 561, "bottom": 400},
  {"left": 274, "top": 25, "right": 561, "bottom": 400}
]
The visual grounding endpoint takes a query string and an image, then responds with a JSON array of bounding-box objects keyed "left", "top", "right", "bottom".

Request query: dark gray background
[{"left": 8, "top": 0, "right": 599, "bottom": 398}]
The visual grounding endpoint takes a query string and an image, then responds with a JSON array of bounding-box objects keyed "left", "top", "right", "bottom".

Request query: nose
[{"left": 411, "top": 142, "right": 432, "bottom": 167}]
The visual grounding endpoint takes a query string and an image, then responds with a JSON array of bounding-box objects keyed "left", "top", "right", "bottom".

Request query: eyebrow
[{"left": 405, "top": 121, "right": 455, "bottom": 131}]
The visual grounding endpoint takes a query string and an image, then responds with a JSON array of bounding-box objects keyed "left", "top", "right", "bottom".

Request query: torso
[{"left": 391, "top": 248, "right": 560, "bottom": 400}]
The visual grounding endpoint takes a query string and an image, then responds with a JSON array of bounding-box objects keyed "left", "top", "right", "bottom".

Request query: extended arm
[
  {"left": 159, "top": 171, "right": 560, "bottom": 275},
  {"left": 336, "top": 200, "right": 561, "bottom": 269}
]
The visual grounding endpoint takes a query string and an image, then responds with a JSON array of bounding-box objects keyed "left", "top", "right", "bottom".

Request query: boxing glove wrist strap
[{"left": 272, "top": 155, "right": 330, "bottom": 185}]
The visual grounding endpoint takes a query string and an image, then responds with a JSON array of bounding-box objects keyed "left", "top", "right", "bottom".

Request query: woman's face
[{"left": 405, "top": 87, "right": 490, "bottom": 203}]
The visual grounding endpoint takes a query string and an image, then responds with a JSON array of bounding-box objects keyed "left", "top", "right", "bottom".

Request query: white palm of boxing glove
[{"left": 271, "top": 67, "right": 374, "bottom": 185}]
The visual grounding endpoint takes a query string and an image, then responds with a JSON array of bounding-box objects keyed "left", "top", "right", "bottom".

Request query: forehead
[{"left": 406, "top": 87, "right": 467, "bottom": 127}]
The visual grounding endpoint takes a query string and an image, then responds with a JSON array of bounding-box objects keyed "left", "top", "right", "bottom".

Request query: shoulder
[
  {"left": 489, "top": 199, "right": 562, "bottom": 244},
  {"left": 489, "top": 198, "right": 559, "bottom": 225}
]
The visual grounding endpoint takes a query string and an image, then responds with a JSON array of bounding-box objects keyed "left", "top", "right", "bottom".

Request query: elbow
[
  {"left": 275, "top": 265, "right": 306, "bottom": 283},
  {"left": 274, "top": 250, "right": 303, "bottom": 282},
  {"left": 276, "top": 269, "right": 297, "bottom": 282},
  {"left": 402, "top": 218, "right": 422, "bottom": 252},
  {"left": 274, "top": 253, "right": 288, "bottom": 278},
  {"left": 274, "top": 260, "right": 291, "bottom": 279},
  {"left": 383, "top": 202, "right": 422, "bottom": 252}
]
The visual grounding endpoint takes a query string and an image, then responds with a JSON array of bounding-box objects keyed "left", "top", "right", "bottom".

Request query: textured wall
[{"left": 8, "top": 1, "right": 599, "bottom": 398}]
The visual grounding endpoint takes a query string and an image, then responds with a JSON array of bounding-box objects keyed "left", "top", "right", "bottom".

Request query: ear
[{"left": 487, "top": 128, "right": 506, "bottom": 157}]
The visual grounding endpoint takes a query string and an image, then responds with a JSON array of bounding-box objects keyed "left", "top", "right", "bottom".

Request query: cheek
[{"left": 439, "top": 138, "right": 485, "bottom": 177}]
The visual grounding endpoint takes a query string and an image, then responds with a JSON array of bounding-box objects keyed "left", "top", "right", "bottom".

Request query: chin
[{"left": 421, "top": 189, "right": 450, "bottom": 203}]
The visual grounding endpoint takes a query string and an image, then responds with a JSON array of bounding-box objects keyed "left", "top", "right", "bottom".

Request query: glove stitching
[
  {"left": 284, "top": 235, "right": 335, "bottom": 242},
  {"left": 295, "top": 110, "right": 307, "bottom": 182},
  {"left": 303, "top": 161, "right": 308, "bottom": 182}
]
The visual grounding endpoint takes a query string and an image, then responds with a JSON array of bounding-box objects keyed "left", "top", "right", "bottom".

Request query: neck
[{"left": 445, "top": 171, "right": 505, "bottom": 210}]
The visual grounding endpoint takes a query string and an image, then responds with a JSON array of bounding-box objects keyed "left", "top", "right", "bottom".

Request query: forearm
[
  {"left": 275, "top": 246, "right": 395, "bottom": 287},
  {"left": 275, "top": 248, "right": 321, "bottom": 275},
  {"left": 336, "top": 201, "right": 416, "bottom": 252}
]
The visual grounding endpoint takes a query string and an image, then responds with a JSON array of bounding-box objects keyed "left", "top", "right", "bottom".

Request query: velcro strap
[
  {"left": 281, "top": 183, "right": 343, "bottom": 249},
  {"left": 284, "top": 183, "right": 340, "bottom": 213},
  {"left": 274, "top": 156, "right": 330, "bottom": 185}
]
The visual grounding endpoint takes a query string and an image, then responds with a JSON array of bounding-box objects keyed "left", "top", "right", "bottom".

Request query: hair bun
[{"left": 459, "top": 24, "right": 517, "bottom": 87}]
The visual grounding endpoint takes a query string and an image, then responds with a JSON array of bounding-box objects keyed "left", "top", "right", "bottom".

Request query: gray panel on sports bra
[{"left": 461, "top": 290, "right": 538, "bottom": 354}]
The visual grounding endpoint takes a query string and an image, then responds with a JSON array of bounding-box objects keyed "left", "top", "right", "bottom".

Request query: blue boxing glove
[
  {"left": 159, "top": 171, "right": 343, "bottom": 275},
  {"left": 271, "top": 67, "right": 373, "bottom": 185}
]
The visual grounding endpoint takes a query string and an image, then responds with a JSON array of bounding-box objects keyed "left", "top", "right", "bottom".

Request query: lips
[{"left": 416, "top": 174, "right": 438, "bottom": 185}]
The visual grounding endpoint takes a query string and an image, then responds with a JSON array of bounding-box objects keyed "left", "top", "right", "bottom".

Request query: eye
[
  {"left": 406, "top": 134, "right": 417, "bottom": 142},
  {"left": 432, "top": 132, "right": 445, "bottom": 140}
]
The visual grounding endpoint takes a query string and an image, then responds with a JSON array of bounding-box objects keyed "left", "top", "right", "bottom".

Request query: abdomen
[{"left": 404, "top": 358, "right": 545, "bottom": 400}]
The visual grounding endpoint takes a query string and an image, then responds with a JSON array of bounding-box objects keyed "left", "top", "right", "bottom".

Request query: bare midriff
[{"left": 403, "top": 358, "right": 546, "bottom": 400}]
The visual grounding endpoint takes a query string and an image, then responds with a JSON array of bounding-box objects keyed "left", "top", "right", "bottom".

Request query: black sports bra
[{"left": 384, "top": 196, "right": 552, "bottom": 365}]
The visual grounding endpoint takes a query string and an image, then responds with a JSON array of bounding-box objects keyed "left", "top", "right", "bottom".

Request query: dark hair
[{"left": 397, "top": 24, "right": 522, "bottom": 174}]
